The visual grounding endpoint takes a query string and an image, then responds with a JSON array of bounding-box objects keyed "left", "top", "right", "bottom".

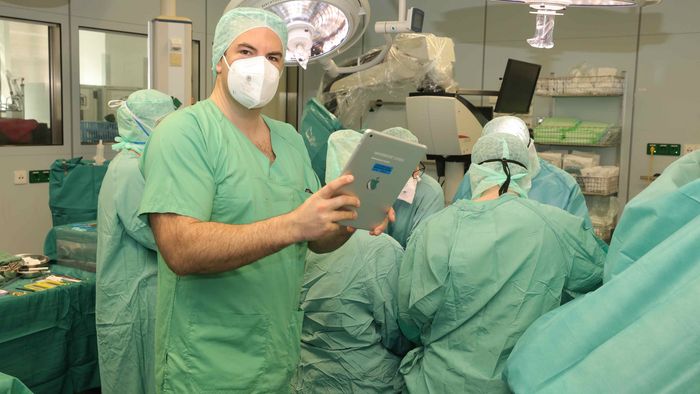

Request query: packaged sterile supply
[
  {"left": 538, "top": 151, "right": 563, "bottom": 168},
  {"left": 563, "top": 152, "right": 600, "bottom": 174},
  {"left": 580, "top": 166, "right": 620, "bottom": 178}
]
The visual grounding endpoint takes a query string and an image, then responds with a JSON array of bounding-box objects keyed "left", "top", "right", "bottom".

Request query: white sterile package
[
  {"left": 580, "top": 166, "right": 620, "bottom": 177},
  {"left": 538, "top": 151, "right": 563, "bottom": 168},
  {"left": 563, "top": 152, "right": 600, "bottom": 174}
]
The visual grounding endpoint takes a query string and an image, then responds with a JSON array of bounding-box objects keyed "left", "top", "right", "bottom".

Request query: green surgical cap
[
  {"left": 114, "top": 89, "right": 175, "bottom": 152},
  {"left": 472, "top": 133, "right": 529, "bottom": 177},
  {"left": 469, "top": 132, "right": 532, "bottom": 198},
  {"left": 380, "top": 127, "right": 419, "bottom": 144},
  {"left": 211, "top": 7, "right": 288, "bottom": 79},
  {"left": 326, "top": 129, "right": 363, "bottom": 182}
]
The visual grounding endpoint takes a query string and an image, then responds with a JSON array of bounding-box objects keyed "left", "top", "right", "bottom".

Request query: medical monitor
[{"left": 494, "top": 59, "right": 542, "bottom": 114}]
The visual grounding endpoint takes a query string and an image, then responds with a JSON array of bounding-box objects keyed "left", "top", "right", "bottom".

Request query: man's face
[{"left": 216, "top": 27, "right": 285, "bottom": 79}]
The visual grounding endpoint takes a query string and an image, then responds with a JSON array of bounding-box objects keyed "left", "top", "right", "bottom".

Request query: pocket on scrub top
[{"left": 186, "top": 314, "right": 271, "bottom": 391}]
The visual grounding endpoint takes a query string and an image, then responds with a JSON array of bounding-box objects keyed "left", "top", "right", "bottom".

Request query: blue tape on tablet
[{"left": 372, "top": 163, "right": 393, "bottom": 174}]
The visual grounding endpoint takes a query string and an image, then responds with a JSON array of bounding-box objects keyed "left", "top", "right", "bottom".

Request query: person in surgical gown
[
  {"left": 504, "top": 150, "right": 700, "bottom": 394},
  {"left": 294, "top": 129, "right": 411, "bottom": 393},
  {"left": 382, "top": 127, "right": 445, "bottom": 248},
  {"left": 96, "top": 89, "right": 176, "bottom": 394},
  {"left": 453, "top": 116, "right": 592, "bottom": 226},
  {"left": 398, "top": 132, "right": 607, "bottom": 393}
]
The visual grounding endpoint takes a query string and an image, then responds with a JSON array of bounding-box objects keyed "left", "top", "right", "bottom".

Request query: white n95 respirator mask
[{"left": 223, "top": 55, "right": 281, "bottom": 109}]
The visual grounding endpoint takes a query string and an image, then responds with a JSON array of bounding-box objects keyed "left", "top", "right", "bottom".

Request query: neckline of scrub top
[
  {"left": 453, "top": 193, "right": 519, "bottom": 211},
  {"left": 204, "top": 99, "right": 287, "bottom": 178}
]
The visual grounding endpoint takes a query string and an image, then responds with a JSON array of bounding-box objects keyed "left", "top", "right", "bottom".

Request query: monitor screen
[{"left": 494, "top": 59, "right": 542, "bottom": 114}]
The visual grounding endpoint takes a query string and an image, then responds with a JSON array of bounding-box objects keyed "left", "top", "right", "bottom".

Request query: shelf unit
[{"left": 533, "top": 72, "right": 627, "bottom": 242}]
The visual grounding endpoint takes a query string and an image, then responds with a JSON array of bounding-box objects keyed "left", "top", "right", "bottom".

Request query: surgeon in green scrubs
[{"left": 138, "top": 8, "right": 390, "bottom": 394}]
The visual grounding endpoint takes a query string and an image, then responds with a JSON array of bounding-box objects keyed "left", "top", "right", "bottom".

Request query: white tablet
[{"left": 337, "top": 130, "right": 427, "bottom": 231}]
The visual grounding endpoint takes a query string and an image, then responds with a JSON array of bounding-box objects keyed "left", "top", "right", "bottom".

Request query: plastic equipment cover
[
  {"left": 318, "top": 33, "right": 457, "bottom": 128},
  {"left": 299, "top": 98, "right": 344, "bottom": 185},
  {"left": 503, "top": 151, "right": 700, "bottom": 394}
]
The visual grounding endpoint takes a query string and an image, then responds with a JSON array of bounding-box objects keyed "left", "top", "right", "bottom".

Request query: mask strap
[
  {"left": 123, "top": 102, "right": 151, "bottom": 137},
  {"left": 478, "top": 158, "right": 528, "bottom": 196}
]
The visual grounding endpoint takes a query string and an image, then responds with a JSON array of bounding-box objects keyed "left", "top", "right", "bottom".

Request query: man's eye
[
  {"left": 268, "top": 56, "right": 280, "bottom": 63},
  {"left": 240, "top": 49, "right": 252, "bottom": 55}
]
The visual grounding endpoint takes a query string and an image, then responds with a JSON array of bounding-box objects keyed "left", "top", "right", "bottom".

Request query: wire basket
[
  {"left": 535, "top": 127, "right": 621, "bottom": 147},
  {"left": 80, "top": 121, "right": 118, "bottom": 144},
  {"left": 536, "top": 75, "right": 624, "bottom": 96},
  {"left": 575, "top": 175, "right": 619, "bottom": 195}
]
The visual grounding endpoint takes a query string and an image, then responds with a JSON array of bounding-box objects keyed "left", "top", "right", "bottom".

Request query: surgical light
[
  {"left": 225, "top": 0, "right": 370, "bottom": 69},
  {"left": 491, "top": 0, "right": 641, "bottom": 48}
]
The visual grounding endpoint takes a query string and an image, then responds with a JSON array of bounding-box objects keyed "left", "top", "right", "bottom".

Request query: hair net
[
  {"left": 326, "top": 129, "right": 363, "bottom": 182},
  {"left": 469, "top": 133, "right": 531, "bottom": 199},
  {"left": 380, "top": 127, "right": 420, "bottom": 144},
  {"left": 211, "top": 7, "right": 288, "bottom": 80},
  {"left": 109, "top": 89, "right": 176, "bottom": 154},
  {"left": 482, "top": 116, "right": 541, "bottom": 177}
]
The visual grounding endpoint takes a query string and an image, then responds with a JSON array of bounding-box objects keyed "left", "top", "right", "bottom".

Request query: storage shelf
[
  {"left": 536, "top": 93, "right": 623, "bottom": 98},
  {"left": 535, "top": 141, "right": 619, "bottom": 148},
  {"left": 536, "top": 75, "right": 625, "bottom": 97}
]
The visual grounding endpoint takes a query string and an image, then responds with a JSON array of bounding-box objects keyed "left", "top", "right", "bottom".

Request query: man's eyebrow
[
  {"left": 266, "top": 51, "right": 283, "bottom": 57},
  {"left": 237, "top": 43, "right": 257, "bottom": 51}
]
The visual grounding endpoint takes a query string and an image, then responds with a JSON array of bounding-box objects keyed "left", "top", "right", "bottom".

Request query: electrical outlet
[
  {"left": 13, "top": 170, "right": 28, "bottom": 185},
  {"left": 683, "top": 143, "right": 700, "bottom": 155}
]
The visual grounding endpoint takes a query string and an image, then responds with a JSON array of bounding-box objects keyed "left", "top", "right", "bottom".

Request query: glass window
[
  {"left": 78, "top": 29, "right": 202, "bottom": 143},
  {"left": 0, "top": 17, "right": 62, "bottom": 146},
  {"left": 79, "top": 28, "right": 147, "bottom": 144},
  {"left": 192, "top": 39, "right": 200, "bottom": 102}
]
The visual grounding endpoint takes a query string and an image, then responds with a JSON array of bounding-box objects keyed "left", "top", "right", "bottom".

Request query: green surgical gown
[
  {"left": 138, "top": 99, "right": 321, "bottom": 393},
  {"left": 96, "top": 150, "right": 157, "bottom": 394},
  {"left": 389, "top": 175, "right": 445, "bottom": 248},
  {"left": 605, "top": 150, "right": 700, "bottom": 281},
  {"left": 398, "top": 195, "right": 606, "bottom": 393},
  {"left": 294, "top": 231, "right": 410, "bottom": 393}
]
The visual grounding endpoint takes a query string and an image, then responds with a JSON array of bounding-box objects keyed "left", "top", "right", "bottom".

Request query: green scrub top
[
  {"left": 398, "top": 195, "right": 606, "bottom": 393},
  {"left": 138, "top": 99, "right": 321, "bottom": 393}
]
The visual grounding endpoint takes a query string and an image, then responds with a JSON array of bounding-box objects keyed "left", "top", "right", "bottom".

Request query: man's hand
[
  {"left": 290, "top": 175, "right": 360, "bottom": 242},
  {"left": 370, "top": 207, "right": 395, "bottom": 236}
]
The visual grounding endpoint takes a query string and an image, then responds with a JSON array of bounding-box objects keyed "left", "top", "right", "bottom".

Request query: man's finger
[
  {"left": 329, "top": 210, "right": 357, "bottom": 223},
  {"left": 326, "top": 195, "right": 360, "bottom": 210},
  {"left": 317, "top": 175, "right": 354, "bottom": 198}
]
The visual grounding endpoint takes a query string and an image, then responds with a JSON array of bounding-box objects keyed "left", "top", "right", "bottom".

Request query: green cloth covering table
[
  {"left": 0, "top": 372, "right": 32, "bottom": 394},
  {"left": 0, "top": 265, "right": 99, "bottom": 394}
]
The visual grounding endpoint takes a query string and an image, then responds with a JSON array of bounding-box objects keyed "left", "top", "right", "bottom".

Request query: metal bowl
[
  {"left": 16, "top": 254, "right": 50, "bottom": 268},
  {"left": 17, "top": 270, "right": 47, "bottom": 279}
]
